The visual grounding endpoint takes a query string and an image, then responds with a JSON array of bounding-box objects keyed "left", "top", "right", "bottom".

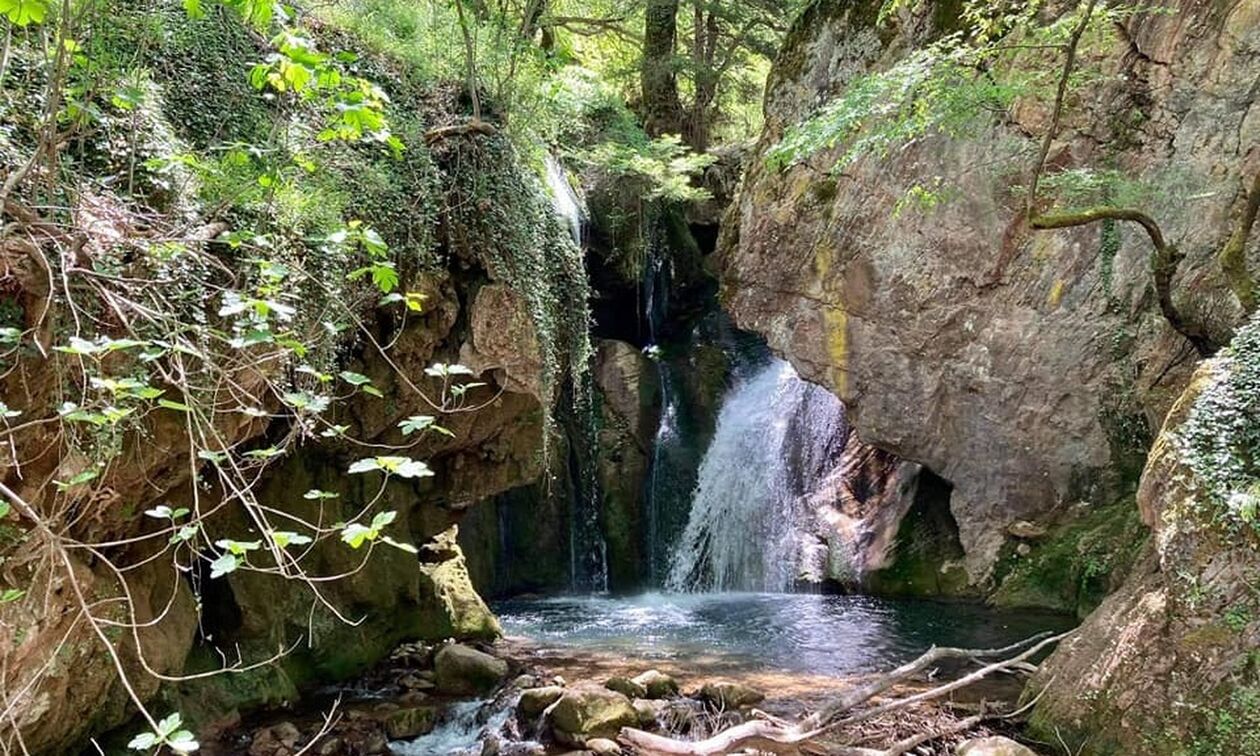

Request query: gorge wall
[
  {"left": 720, "top": 0, "right": 1260, "bottom": 587},
  {"left": 718, "top": 0, "right": 1260, "bottom": 750}
]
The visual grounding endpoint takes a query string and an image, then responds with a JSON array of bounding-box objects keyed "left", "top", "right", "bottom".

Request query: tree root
[{"left": 618, "top": 631, "right": 1070, "bottom": 756}]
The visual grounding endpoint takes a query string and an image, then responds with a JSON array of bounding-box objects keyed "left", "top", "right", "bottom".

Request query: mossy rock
[{"left": 991, "top": 498, "right": 1147, "bottom": 618}]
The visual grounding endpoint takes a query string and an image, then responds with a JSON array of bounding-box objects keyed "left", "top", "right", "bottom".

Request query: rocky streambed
[{"left": 204, "top": 594, "right": 1073, "bottom": 755}]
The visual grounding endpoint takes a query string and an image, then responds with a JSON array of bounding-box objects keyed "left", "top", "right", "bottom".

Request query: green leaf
[
  {"left": 209, "top": 553, "right": 240, "bottom": 579},
  {"left": 0, "top": 588, "right": 24, "bottom": 603},
  {"left": 398, "top": 415, "right": 435, "bottom": 435},
  {"left": 0, "top": 501, "right": 9, "bottom": 519},
  {"left": 182, "top": 0, "right": 204, "bottom": 18},
  {"left": 348, "top": 456, "right": 433, "bottom": 479},
  {"left": 0, "top": 0, "right": 49, "bottom": 26},
  {"left": 53, "top": 468, "right": 99, "bottom": 491},
  {"left": 127, "top": 732, "right": 158, "bottom": 751},
  {"left": 159, "top": 399, "right": 192, "bottom": 412},
  {"left": 269, "top": 530, "right": 313, "bottom": 548},
  {"left": 303, "top": 489, "right": 339, "bottom": 500},
  {"left": 339, "top": 522, "right": 374, "bottom": 549},
  {"left": 338, "top": 371, "right": 371, "bottom": 386}
]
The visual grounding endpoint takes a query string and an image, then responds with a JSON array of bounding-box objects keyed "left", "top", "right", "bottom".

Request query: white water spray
[{"left": 666, "top": 359, "right": 847, "bottom": 593}]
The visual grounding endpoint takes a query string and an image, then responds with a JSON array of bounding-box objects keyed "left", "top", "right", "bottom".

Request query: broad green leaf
[
  {"left": 53, "top": 469, "right": 99, "bottom": 491},
  {"left": 269, "top": 530, "right": 313, "bottom": 548},
  {"left": 0, "top": 0, "right": 49, "bottom": 26},
  {"left": 338, "top": 371, "right": 371, "bottom": 386},
  {"left": 209, "top": 553, "right": 240, "bottom": 579}
]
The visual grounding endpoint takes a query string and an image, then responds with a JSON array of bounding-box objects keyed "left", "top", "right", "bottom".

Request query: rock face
[
  {"left": 593, "top": 339, "right": 659, "bottom": 588},
  {"left": 1029, "top": 342, "right": 1260, "bottom": 754},
  {"left": 719, "top": 0, "right": 1260, "bottom": 582},
  {"left": 416, "top": 526, "right": 503, "bottom": 641},
  {"left": 0, "top": 24, "right": 579, "bottom": 748}
]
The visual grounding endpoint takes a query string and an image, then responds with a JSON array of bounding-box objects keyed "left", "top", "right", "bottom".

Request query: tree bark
[{"left": 643, "top": 0, "right": 684, "bottom": 138}]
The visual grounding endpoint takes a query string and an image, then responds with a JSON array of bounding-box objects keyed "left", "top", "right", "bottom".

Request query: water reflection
[{"left": 495, "top": 592, "right": 1075, "bottom": 677}]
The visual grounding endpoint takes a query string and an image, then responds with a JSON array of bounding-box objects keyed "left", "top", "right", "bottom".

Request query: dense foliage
[{"left": 1176, "top": 314, "right": 1260, "bottom": 532}]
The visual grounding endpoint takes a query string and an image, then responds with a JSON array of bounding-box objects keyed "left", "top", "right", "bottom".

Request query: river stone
[
  {"left": 955, "top": 736, "right": 1038, "bottom": 756},
  {"left": 518, "top": 685, "right": 565, "bottom": 717},
  {"left": 433, "top": 643, "right": 508, "bottom": 695},
  {"left": 546, "top": 683, "right": 638, "bottom": 741},
  {"left": 605, "top": 676, "right": 647, "bottom": 699},
  {"left": 586, "top": 738, "right": 623, "bottom": 755},
  {"left": 383, "top": 704, "right": 438, "bottom": 739},
  {"left": 632, "top": 698, "right": 659, "bottom": 726},
  {"left": 698, "top": 681, "right": 764, "bottom": 709},
  {"left": 1006, "top": 520, "right": 1048, "bottom": 540},
  {"left": 631, "top": 669, "right": 679, "bottom": 698}
]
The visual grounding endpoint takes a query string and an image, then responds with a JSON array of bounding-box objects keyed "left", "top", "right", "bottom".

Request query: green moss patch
[{"left": 991, "top": 498, "right": 1147, "bottom": 618}]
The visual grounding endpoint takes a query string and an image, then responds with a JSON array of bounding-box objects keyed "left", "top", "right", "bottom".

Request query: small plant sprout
[
  {"left": 347, "top": 456, "right": 434, "bottom": 479},
  {"left": 127, "top": 712, "right": 199, "bottom": 753}
]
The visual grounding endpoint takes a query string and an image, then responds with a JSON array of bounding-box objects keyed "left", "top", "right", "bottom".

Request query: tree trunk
[
  {"left": 642, "top": 0, "right": 684, "bottom": 138},
  {"left": 685, "top": 4, "right": 719, "bottom": 151}
]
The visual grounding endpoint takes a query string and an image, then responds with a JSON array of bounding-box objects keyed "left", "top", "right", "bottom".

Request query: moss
[
  {"left": 991, "top": 498, "right": 1146, "bottom": 617},
  {"left": 865, "top": 471, "right": 973, "bottom": 598}
]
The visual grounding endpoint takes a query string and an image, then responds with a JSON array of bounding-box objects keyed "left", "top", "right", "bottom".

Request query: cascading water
[
  {"left": 544, "top": 154, "right": 608, "bottom": 593},
  {"left": 642, "top": 243, "right": 680, "bottom": 583},
  {"left": 666, "top": 358, "right": 848, "bottom": 593}
]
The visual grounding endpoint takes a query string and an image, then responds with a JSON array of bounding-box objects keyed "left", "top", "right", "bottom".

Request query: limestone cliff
[{"left": 719, "top": 0, "right": 1260, "bottom": 584}]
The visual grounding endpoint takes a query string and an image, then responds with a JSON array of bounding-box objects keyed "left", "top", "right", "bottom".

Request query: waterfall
[
  {"left": 544, "top": 154, "right": 607, "bottom": 593},
  {"left": 666, "top": 359, "right": 848, "bottom": 593},
  {"left": 544, "top": 154, "right": 583, "bottom": 246},
  {"left": 643, "top": 245, "right": 678, "bottom": 583}
]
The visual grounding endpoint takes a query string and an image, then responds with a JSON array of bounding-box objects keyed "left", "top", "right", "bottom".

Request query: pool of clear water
[{"left": 494, "top": 591, "right": 1076, "bottom": 678}]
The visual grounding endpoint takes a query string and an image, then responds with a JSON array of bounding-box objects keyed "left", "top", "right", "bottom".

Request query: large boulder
[
  {"left": 631, "top": 670, "right": 679, "bottom": 699},
  {"left": 433, "top": 644, "right": 509, "bottom": 696},
  {"left": 518, "top": 685, "right": 565, "bottom": 718},
  {"left": 604, "top": 676, "right": 647, "bottom": 699},
  {"left": 698, "top": 681, "right": 764, "bottom": 709},
  {"left": 546, "top": 684, "right": 639, "bottom": 742}
]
